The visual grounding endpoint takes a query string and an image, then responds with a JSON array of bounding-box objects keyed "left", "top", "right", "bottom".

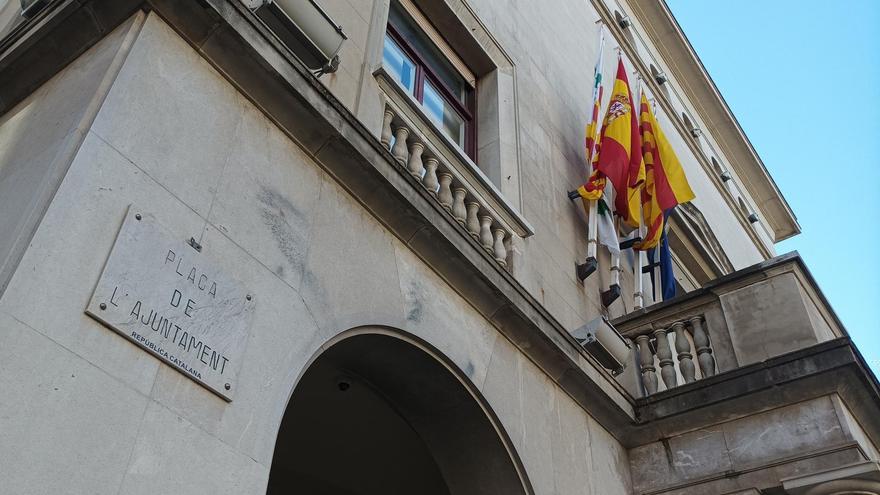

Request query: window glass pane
[
  {"left": 382, "top": 34, "right": 416, "bottom": 94},
  {"left": 388, "top": 3, "right": 467, "bottom": 104},
  {"left": 422, "top": 81, "right": 465, "bottom": 146}
]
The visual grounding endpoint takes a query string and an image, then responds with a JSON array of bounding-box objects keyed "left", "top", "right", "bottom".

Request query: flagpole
[
  {"left": 600, "top": 188, "right": 622, "bottom": 308},
  {"left": 574, "top": 24, "right": 605, "bottom": 281},
  {"left": 653, "top": 244, "right": 662, "bottom": 303},
  {"left": 586, "top": 25, "right": 604, "bottom": 262},
  {"left": 633, "top": 75, "right": 645, "bottom": 310},
  {"left": 610, "top": 217, "right": 622, "bottom": 285},
  {"left": 648, "top": 97, "right": 661, "bottom": 305}
]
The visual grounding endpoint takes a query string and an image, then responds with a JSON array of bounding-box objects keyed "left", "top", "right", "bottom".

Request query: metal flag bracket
[
  {"left": 601, "top": 283, "right": 621, "bottom": 307},
  {"left": 576, "top": 257, "right": 598, "bottom": 282}
]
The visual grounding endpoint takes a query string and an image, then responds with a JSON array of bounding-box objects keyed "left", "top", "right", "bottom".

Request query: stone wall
[
  {"left": 628, "top": 395, "right": 877, "bottom": 494},
  {"left": 0, "top": 14, "right": 142, "bottom": 295},
  {"left": 308, "top": 0, "right": 774, "bottom": 326},
  {"left": 0, "top": 13, "right": 632, "bottom": 494}
]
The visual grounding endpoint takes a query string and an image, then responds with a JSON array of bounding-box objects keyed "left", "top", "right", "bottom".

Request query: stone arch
[{"left": 266, "top": 327, "right": 532, "bottom": 494}]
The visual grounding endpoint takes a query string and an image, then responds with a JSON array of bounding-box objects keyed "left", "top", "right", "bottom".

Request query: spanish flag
[
  {"left": 595, "top": 57, "right": 644, "bottom": 227},
  {"left": 637, "top": 93, "right": 695, "bottom": 249}
]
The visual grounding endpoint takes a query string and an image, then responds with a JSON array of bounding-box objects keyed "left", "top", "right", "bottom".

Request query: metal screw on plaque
[
  {"left": 135, "top": 213, "right": 142, "bottom": 221},
  {"left": 246, "top": 294, "right": 252, "bottom": 301},
  {"left": 224, "top": 383, "right": 231, "bottom": 390},
  {"left": 99, "top": 303, "right": 107, "bottom": 310}
]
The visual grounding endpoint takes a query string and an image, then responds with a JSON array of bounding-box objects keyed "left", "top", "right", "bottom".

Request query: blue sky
[{"left": 665, "top": 0, "right": 880, "bottom": 373}]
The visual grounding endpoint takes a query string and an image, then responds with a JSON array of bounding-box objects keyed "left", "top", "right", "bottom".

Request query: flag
[
  {"left": 637, "top": 93, "right": 695, "bottom": 250},
  {"left": 595, "top": 57, "right": 644, "bottom": 227},
  {"left": 597, "top": 196, "right": 619, "bottom": 257},
  {"left": 585, "top": 28, "right": 605, "bottom": 167},
  {"left": 638, "top": 93, "right": 664, "bottom": 249},
  {"left": 577, "top": 27, "right": 606, "bottom": 201},
  {"left": 647, "top": 213, "right": 676, "bottom": 301}
]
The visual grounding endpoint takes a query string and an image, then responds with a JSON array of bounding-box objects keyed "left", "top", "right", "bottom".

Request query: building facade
[{"left": 0, "top": 0, "right": 877, "bottom": 494}]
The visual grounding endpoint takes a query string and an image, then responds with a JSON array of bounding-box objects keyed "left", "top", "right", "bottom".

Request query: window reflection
[
  {"left": 381, "top": 3, "right": 474, "bottom": 158},
  {"left": 423, "top": 81, "right": 464, "bottom": 146},
  {"left": 382, "top": 35, "right": 416, "bottom": 94}
]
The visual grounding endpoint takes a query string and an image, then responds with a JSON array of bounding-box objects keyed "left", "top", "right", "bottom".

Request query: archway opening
[{"left": 267, "top": 332, "right": 528, "bottom": 495}]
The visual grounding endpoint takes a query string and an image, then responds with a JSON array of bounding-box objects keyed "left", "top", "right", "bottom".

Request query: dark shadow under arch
[{"left": 267, "top": 331, "right": 531, "bottom": 495}]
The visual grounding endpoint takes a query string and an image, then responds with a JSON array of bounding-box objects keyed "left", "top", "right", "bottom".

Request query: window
[{"left": 382, "top": 2, "right": 475, "bottom": 158}]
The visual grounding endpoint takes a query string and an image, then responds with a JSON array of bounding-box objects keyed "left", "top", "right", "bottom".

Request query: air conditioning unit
[
  {"left": 570, "top": 317, "right": 632, "bottom": 376},
  {"left": 252, "top": 0, "right": 347, "bottom": 75}
]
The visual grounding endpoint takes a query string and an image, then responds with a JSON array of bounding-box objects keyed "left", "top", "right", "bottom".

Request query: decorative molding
[
  {"left": 375, "top": 67, "right": 533, "bottom": 238},
  {"left": 670, "top": 202, "right": 735, "bottom": 278},
  {"left": 589, "top": 0, "right": 789, "bottom": 256},
  {"left": 623, "top": 0, "right": 800, "bottom": 242}
]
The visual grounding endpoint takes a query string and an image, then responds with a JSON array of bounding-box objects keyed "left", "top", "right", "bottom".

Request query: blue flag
[{"left": 647, "top": 211, "right": 676, "bottom": 301}]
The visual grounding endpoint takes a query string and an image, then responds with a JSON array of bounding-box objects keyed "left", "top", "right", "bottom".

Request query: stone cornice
[
  {"left": 624, "top": 0, "right": 801, "bottom": 243},
  {"left": 585, "top": 0, "right": 778, "bottom": 259},
  {"left": 625, "top": 338, "right": 880, "bottom": 449}
]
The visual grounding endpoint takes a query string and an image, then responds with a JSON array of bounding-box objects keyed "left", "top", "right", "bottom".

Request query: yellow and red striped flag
[
  {"left": 595, "top": 57, "right": 644, "bottom": 227},
  {"left": 637, "top": 92, "right": 695, "bottom": 249}
]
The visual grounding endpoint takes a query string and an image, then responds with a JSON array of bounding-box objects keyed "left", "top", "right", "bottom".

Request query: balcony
[
  {"left": 612, "top": 252, "right": 846, "bottom": 398},
  {"left": 374, "top": 68, "right": 533, "bottom": 270},
  {"left": 613, "top": 252, "right": 880, "bottom": 494}
]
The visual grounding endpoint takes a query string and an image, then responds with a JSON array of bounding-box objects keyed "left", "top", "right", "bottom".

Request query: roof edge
[{"left": 627, "top": 0, "right": 801, "bottom": 242}]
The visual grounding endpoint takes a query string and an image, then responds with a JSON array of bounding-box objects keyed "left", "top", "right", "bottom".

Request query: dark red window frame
[{"left": 385, "top": 22, "right": 477, "bottom": 160}]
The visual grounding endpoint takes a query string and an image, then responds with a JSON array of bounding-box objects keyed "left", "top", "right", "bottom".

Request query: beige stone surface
[
  {"left": 91, "top": 14, "right": 245, "bottom": 218},
  {"left": 393, "top": 240, "right": 499, "bottom": 388},
  {"left": 723, "top": 397, "right": 846, "bottom": 470},
  {"left": 0, "top": 132, "right": 208, "bottom": 395},
  {"left": 0, "top": 16, "right": 140, "bottom": 291},
  {"left": 118, "top": 401, "right": 268, "bottom": 495},
  {"left": 298, "top": 173, "right": 407, "bottom": 334},
  {"left": 550, "top": 386, "right": 595, "bottom": 494},
  {"left": 0, "top": 312, "right": 150, "bottom": 495},
  {"left": 151, "top": 223, "right": 324, "bottom": 467},
  {"left": 206, "top": 100, "right": 324, "bottom": 291},
  {"left": 721, "top": 272, "right": 824, "bottom": 365},
  {"left": 590, "top": 415, "right": 633, "bottom": 495},
  {"left": 629, "top": 396, "right": 859, "bottom": 494}
]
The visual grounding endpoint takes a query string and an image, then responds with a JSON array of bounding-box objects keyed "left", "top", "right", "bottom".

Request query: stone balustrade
[
  {"left": 380, "top": 103, "right": 514, "bottom": 268},
  {"left": 612, "top": 253, "right": 846, "bottom": 398},
  {"left": 629, "top": 314, "right": 716, "bottom": 395}
]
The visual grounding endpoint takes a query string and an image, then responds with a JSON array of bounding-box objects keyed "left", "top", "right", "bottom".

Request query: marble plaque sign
[{"left": 86, "top": 207, "right": 255, "bottom": 401}]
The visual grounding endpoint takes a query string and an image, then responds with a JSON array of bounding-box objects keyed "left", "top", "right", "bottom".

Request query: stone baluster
[
  {"left": 492, "top": 228, "right": 508, "bottom": 267},
  {"left": 479, "top": 214, "right": 494, "bottom": 253},
  {"left": 451, "top": 187, "right": 467, "bottom": 225},
  {"left": 380, "top": 108, "right": 394, "bottom": 149},
  {"left": 465, "top": 201, "right": 480, "bottom": 239},
  {"left": 653, "top": 327, "right": 677, "bottom": 389},
  {"left": 437, "top": 172, "right": 453, "bottom": 210},
  {"left": 689, "top": 315, "right": 716, "bottom": 377},
  {"left": 635, "top": 334, "right": 658, "bottom": 395},
  {"left": 391, "top": 126, "right": 410, "bottom": 164},
  {"left": 422, "top": 157, "right": 439, "bottom": 194},
  {"left": 673, "top": 321, "right": 696, "bottom": 383},
  {"left": 406, "top": 141, "right": 425, "bottom": 179}
]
